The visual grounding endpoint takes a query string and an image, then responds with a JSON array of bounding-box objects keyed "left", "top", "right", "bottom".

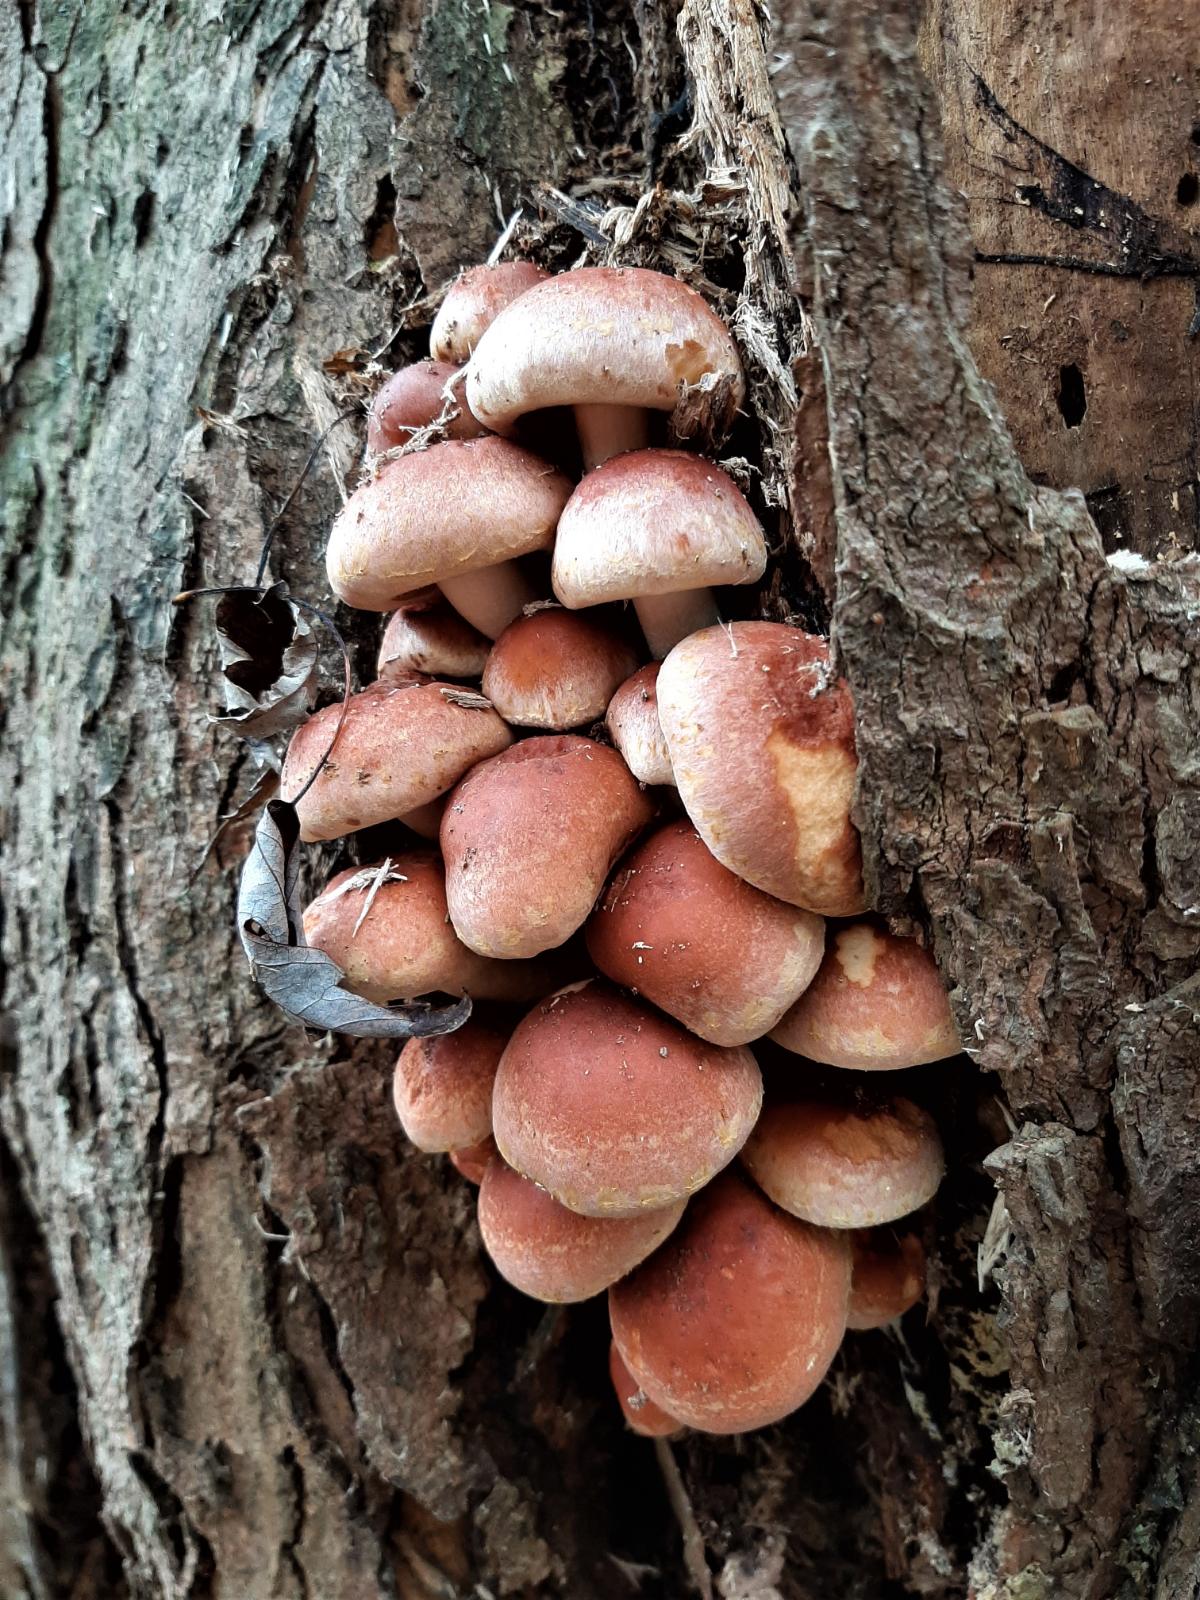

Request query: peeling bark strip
[{"left": 777, "top": 1, "right": 1200, "bottom": 1594}]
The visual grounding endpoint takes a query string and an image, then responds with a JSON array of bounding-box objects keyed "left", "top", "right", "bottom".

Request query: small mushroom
[
  {"left": 449, "top": 1137, "right": 497, "bottom": 1185},
  {"left": 466, "top": 266, "right": 744, "bottom": 469},
  {"left": 281, "top": 679, "right": 512, "bottom": 843},
  {"left": 492, "top": 980, "right": 762, "bottom": 1217},
  {"left": 847, "top": 1230, "right": 927, "bottom": 1330},
  {"left": 430, "top": 261, "right": 550, "bottom": 364},
  {"left": 393, "top": 1021, "right": 507, "bottom": 1152},
  {"left": 608, "top": 1342, "right": 683, "bottom": 1439},
  {"left": 366, "top": 359, "right": 486, "bottom": 454},
  {"left": 771, "top": 922, "right": 960, "bottom": 1069},
  {"left": 740, "top": 1098, "right": 944, "bottom": 1228},
  {"left": 377, "top": 590, "right": 490, "bottom": 683},
  {"left": 481, "top": 609, "right": 639, "bottom": 731},
  {"left": 325, "top": 436, "right": 572, "bottom": 637},
  {"left": 477, "top": 1156, "right": 685, "bottom": 1303},
  {"left": 606, "top": 664, "right": 673, "bottom": 788},
  {"left": 553, "top": 450, "right": 767, "bottom": 658},
  {"left": 441, "top": 736, "right": 655, "bottom": 959},
  {"left": 586, "top": 820, "right": 824, "bottom": 1046},
  {"left": 609, "top": 1170, "right": 852, "bottom": 1434},
  {"left": 302, "top": 854, "right": 561, "bottom": 1006},
  {"left": 657, "top": 623, "right": 866, "bottom": 915}
]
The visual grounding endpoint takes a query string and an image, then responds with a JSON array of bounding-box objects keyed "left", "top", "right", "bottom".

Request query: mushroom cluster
[{"left": 285, "top": 259, "right": 963, "bottom": 1439}]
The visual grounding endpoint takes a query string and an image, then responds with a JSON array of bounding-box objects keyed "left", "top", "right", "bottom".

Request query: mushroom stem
[
  {"left": 439, "top": 561, "right": 541, "bottom": 639},
  {"left": 399, "top": 799, "right": 445, "bottom": 840},
  {"left": 574, "top": 403, "right": 650, "bottom": 471},
  {"left": 633, "top": 588, "right": 721, "bottom": 660}
]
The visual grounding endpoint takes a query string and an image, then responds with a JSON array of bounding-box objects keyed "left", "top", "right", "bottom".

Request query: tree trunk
[{"left": 1, "top": 1, "right": 1197, "bottom": 1597}]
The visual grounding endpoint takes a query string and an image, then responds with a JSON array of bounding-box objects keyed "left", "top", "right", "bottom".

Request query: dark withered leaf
[
  {"left": 667, "top": 369, "right": 741, "bottom": 456},
  {"left": 237, "top": 800, "right": 471, "bottom": 1040},
  {"left": 211, "top": 583, "right": 319, "bottom": 746}
]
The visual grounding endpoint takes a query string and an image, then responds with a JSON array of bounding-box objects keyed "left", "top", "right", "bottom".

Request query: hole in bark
[
  {"left": 366, "top": 174, "right": 399, "bottom": 261},
  {"left": 1177, "top": 173, "right": 1199, "bottom": 206},
  {"left": 1192, "top": 124, "right": 1200, "bottom": 145},
  {"left": 132, "top": 188, "right": 154, "bottom": 247},
  {"left": 1056, "top": 364, "right": 1087, "bottom": 428}
]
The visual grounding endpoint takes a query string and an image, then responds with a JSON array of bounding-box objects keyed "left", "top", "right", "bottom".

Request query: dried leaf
[
  {"left": 211, "top": 583, "right": 319, "bottom": 746},
  {"left": 667, "top": 369, "right": 742, "bottom": 455},
  {"left": 437, "top": 686, "right": 495, "bottom": 711},
  {"left": 322, "top": 344, "right": 370, "bottom": 375},
  {"left": 237, "top": 800, "right": 471, "bottom": 1039},
  {"left": 192, "top": 767, "right": 280, "bottom": 879}
]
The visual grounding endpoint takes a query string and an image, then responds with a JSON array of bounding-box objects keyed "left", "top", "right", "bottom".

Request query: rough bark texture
[{"left": 1, "top": 2, "right": 1198, "bottom": 1599}]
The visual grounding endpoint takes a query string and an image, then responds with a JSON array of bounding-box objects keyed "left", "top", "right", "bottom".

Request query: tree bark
[{"left": 1, "top": 2, "right": 1198, "bottom": 1598}]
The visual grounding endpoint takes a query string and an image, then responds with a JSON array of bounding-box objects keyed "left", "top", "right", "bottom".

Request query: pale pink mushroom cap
[
  {"left": 609, "top": 1342, "right": 684, "bottom": 1438},
  {"left": 492, "top": 980, "right": 762, "bottom": 1218},
  {"left": 740, "top": 1098, "right": 944, "bottom": 1228},
  {"left": 587, "top": 820, "right": 824, "bottom": 1046},
  {"left": 302, "top": 855, "right": 560, "bottom": 1006},
  {"left": 376, "top": 589, "right": 490, "bottom": 682},
  {"left": 609, "top": 1171, "right": 851, "bottom": 1434},
  {"left": 393, "top": 1021, "right": 507, "bottom": 1152},
  {"left": 847, "top": 1230, "right": 927, "bottom": 1330},
  {"left": 770, "top": 922, "right": 960, "bottom": 1069},
  {"left": 657, "top": 623, "right": 866, "bottom": 915},
  {"left": 478, "top": 1157, "right": 685, "bottom": 1303},
  {"left": 366, "top": 359, "right": 486, "bottom": 454},
  {"left": 481, "top": 609, "right": 639, "bottom": 730},
  {"left": 465, "top": 266, "right": 744, "bottom": 434},
  {"left": 280, "top": 679, "right": 512, "bottom": 843},
  {"left": 606, "top": 664, "right": 673, "bottom": 787},
  {"left": 326, "top": 436, "right": 572, "bottom": 611},
  {"left": 430, "top": 262, "right": 550, "bottom": 365},
  {"left": 552, "top": 450, "right": 766, "bottom": 606},
  {"left": 441, "top": 736, "right": 655, "bottom": 960}
]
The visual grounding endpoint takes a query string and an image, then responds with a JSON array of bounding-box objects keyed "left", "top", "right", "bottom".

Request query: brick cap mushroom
[
  {"left": 302, "top": 855, "right": 561, "bottom": 1006},
  {"left": 366, "top": 359, "right": 486, "bottom": 455},
  {"left": 587, "top": 820, "right": 824, "bottom": 1046},
  {"left": 376, "top": 588, "right": 490, "bottom": 683},
  {"left": 441, "top": 736, "right": 655, "bottom": 960},
  {"left": 606, "top": 663, "right": 673, "bottom": 787},
  {"left": 847, "top": 1230, "right": 926, "bottom": 1330},
  {"left": 771, "top": 921, "right": 960, "bottom": 1069},
  {"left": 553, "top": 450, "right": 767, "bottom": 657},
  {"left": 430, "top": 261, "right": 550, "bottom": 365},
  {"left": 281, "top": 679, "right": 512, "bottom": 843},
  {"left": 609, "top": 1170, "right": 852, "bottom": 1434},
  {"left": 740, "top": 1097, "right": 944, "bottom": 1228},
  {"left": 492, "top": 979, "right": 763, "bottom": 1218},
  {"left": 449, "top": 1136, "right": 497, "bottom": 1185},
  {"left": 325, "top": 436, "right": 572, "bottom": 636},
  {"left": 466, "top": 266, "right": 745, "bottom": 469},
  {"left": 392, "top": 1021, "right": 507, "bottom": 1153},
  {"left": 657, "top": 622, "right": 866, "bottom": 915},
  {"left": 608, "top": 1343, "right": 683, "bottom": 1438},
  {"left": 481, "top": 609, "right": 639, "bottom": 731},
  {"left": 477, "top": 1156, "right": 685, "bottom": 1303}
]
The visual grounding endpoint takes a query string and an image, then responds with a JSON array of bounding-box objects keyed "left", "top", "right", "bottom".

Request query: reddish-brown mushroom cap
[
  {"left": 325, "top": 436, "right": 572, "bottom": 615},
  {"left": 481, "top": 609, "right": 640, "bottom": 730},
  {"left": 466, "top": 267, "right": 744, "bottom": 441},
  {"left": 606, "top": 664, "right": 673, "bottom": 787},
  {"left": 609, "top": 1342, "right": 683, "bottom": 1438},
  {"left": 587, "top": 821, "right": 824, "bottom": 1047},
  {"left": 657, "top": 623, "right": 866, "bottom": 916},
  {"left": 449, "top": 1136, "right": 497, "bottom": 1185},
  {"left": 280, "top": 679, "right": 512, "bottom": 843},
  {"left": 284, "top": 681, "right": 515, "bottom": 844},
  {"left": 302, "top": 855, "right": 561, "bottom": 1006},
  {"left": 478, "top": 1157, "right": 686, "bottom": 1303},
  {"left": 393, "top": 1021, "right": 507, "bottom": 1153},
  {"left": 492, "top": 980, "right": 763, "bottom": 1217},
  {"left": 847, "top": 1230, "right": 927, "bottom": 1330},
  {"left": 366, "top": 359, "right": 487, "bottom": 454},
  {"left": 441, "top": 737, "right": 655, "bottom": 960},
  {"left": 553, "top": 451, "right": 767, "bottom": 657},
  {"left": 740, "top": 1098, "right": 944, "bottom": 1228},
  {"left": 771, "top": 922, "right": 960, "bottom": 1069},
  {"left": 430, "top": 261, "right": 550, "bottom": 365},
  {"left": 377, "top": 589, "right": 490, "bottom": 682},
  {"left": 609, "top": 1170, "right": 852, "bottom": 1434}
]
